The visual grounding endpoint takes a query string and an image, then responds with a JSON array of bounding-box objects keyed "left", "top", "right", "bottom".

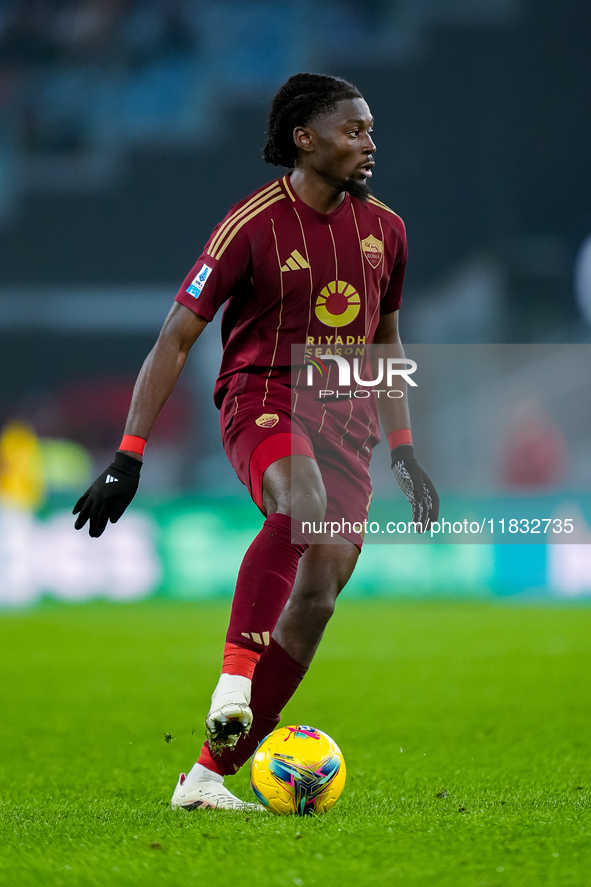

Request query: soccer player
[{"left": 73, "top": 73, "right": 438, "bottom": 810}]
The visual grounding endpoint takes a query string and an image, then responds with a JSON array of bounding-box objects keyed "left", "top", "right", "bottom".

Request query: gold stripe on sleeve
[
  {"left": 210, "top": 193, "right": 286, "bottom": 260},
  {"left": 367, "top": 196, "right": 403, "bottom": 221},
  {"left": 208, "top": 182, "right": 282, "bottom": 258}
]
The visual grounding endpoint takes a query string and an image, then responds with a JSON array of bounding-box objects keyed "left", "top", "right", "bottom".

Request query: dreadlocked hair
[{"left": 264, "top": 72, "right": 363, "bottom": 168}]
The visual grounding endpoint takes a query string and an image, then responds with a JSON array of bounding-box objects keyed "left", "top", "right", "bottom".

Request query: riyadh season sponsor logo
[
  {"left": 303, "top": 351, "right": 417, "bottom": 400},
  {"left": 314, "top": 280, "right": 361, "bottom": 328},
  {"left": 186, "top": 263, "right": 213, "bottom": 298}
]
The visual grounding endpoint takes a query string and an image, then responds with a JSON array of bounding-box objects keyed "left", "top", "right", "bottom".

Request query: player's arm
[
  {"left": 73, "top": 303, "right": 208, "bottom": 537},
  {"left": 371, "top": 310, "right": 411, "bottom": 436},
  {"left": 372, "top": 310, "right": 439, "bottom": 530},
  {"left": 122, "top": 302, "right": 207, "bottom": 445}
]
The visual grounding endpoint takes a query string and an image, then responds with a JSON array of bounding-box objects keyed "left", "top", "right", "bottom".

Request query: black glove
[
  {"left": 391, "top": 444, "right": 439, "bottom": 532},
  {"left": 73, "top": 451, "right": 142, "bottom": 538}
]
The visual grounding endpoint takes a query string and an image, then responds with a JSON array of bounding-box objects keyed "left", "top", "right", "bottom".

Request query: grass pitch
[{"left": 1, "top": 598, "right": 590, "bottom": 887}]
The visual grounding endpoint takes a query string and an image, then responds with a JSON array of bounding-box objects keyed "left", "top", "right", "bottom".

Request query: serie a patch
[{"left": 186, "top": 263, "right": 213, "bottom": 298}]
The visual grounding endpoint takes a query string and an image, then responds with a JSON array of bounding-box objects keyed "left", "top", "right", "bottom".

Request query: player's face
[{"left": 306, "top": 98, "right": 376, "bottom": 196}]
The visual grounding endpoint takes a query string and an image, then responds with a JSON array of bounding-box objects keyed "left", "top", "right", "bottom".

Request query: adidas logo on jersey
[
  {"left": 105, "top": 475, "right": 119, "bottom": 484},
  {"left": 280, "top": 250, "right": 310, "bottom": 272}
]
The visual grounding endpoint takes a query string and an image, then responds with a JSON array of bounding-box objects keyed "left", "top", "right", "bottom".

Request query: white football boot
[
  {"left": 170, "top": 763, "right": 262, "bottom": 811},
  {"left": 205, "top": 674, "right": 253, "bottom": 754}
]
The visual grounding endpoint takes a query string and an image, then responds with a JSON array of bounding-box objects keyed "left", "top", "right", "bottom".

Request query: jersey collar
[{"left": 281, "top": 174, "right": 352, "bottom": 225}]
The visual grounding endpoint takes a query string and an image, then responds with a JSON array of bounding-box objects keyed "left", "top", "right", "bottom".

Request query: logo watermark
[{"left": 302, "top": 347, "right": 416, "bottom": 400}]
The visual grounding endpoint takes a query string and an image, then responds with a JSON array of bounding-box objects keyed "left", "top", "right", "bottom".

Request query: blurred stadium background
[{"left": 1, "top": 0, "right": 591, "bottom": 606}]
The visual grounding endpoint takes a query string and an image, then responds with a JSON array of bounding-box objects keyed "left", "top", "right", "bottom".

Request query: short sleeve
[
  {"left": 175, "top": 219, "right": 251, "bottom": 321},
  {"left": 380, "top": 219, "right": 408, "bottom": 315}
]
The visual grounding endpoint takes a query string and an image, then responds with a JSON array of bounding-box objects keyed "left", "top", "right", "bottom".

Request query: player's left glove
[{"left": 391, "top": 444, "right": 439, "bottom": 532}]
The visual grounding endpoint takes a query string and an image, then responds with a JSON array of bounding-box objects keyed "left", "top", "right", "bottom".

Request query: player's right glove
[
  {"left": 73, "top": 451, "right": 142, "bottom": 538},
  {"left": 391, "top": 444, "right": 439, "bottom": 532}
]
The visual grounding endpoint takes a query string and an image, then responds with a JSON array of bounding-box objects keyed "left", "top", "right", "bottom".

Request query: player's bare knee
[
  {"left": 289, "top": 483, "right": 327, "bottom": 525},
  {"left": 263, "top": 485, "right": 326, "bottom": 524},
  {"left": 261, "top": 454, "right": 326, "bottom": 523},
  {"left": 287, "top": 457, "right": 326, "bottom": 523},
  {"left": 311, "top": 592, "right": 337, "bottom": 628},
  {"left": 263, "top": 476, "right": 326, "bottom": 524},
  {"left": 289, "top": 582, "right": 337, "bottom": 625}
]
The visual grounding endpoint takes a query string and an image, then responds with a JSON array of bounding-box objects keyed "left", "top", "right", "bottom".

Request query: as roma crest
[
  {"left": 361, "top": 234, "right": 384, "bottom": 268},
  {"left": 255, "top": 413, "right": 279, "bottom": 428}
]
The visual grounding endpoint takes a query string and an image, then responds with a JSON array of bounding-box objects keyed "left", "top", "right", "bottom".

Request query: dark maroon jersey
[{"left": 175, "top": 174, "right": 407, "bottom": 411}]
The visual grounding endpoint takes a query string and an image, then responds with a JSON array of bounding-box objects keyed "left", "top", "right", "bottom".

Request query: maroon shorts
[{"left": 220, "top": 377, "right": 374, "bottom": 548}]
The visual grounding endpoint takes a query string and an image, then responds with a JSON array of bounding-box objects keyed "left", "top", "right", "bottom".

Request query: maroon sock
[
  {"left": 225, "top": 512, "right": 308, "bottom": 654},
  {"left": 197, "top": 638, "right": 308, "bottom": 776}
]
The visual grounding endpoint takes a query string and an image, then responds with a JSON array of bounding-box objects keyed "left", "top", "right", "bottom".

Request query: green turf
[{"left": 1, "top": 599, "right": 590, "bottom": 887}]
